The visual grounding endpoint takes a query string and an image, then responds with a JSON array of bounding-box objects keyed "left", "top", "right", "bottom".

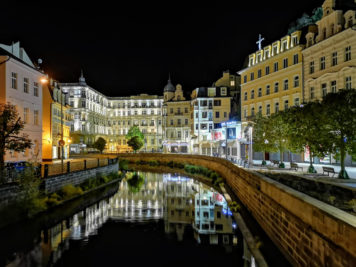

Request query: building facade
[
  {"left": 190, "top": 87, "right": 231, "bottom": 155},
  {"left": 0, "top": 42, "right": 45, "bottom": 162},
  {"left": 42, "top": 79, "right": 71, "bottom": 161},
  {"left": 162, "top": 78, "right": 191, "bottom": 153},
  {"left": 62, "top": 74, "right": 163, "bottom": 153},
  {"left": 214, "top": 70, "right": 241, "bottom": 120},
  {"left": 303, "top": 0, "right": 356, "bottom": 102}
]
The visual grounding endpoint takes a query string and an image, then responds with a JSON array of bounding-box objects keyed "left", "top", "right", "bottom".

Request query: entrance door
[{"left": 265, "top": 152, "right": 270, "bottom": 161}]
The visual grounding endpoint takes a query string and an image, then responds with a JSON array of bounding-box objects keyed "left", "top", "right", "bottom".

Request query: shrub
[
  {"left": 119, "top": 159, "right": 129, "bottom": 171},
  {"left": 167, "top": 161, "right": 174, "bottom": 168},
  {"left": 61, "top": 184, "right": 83, "bottom": 199},
  {"left": 46, "top": 196, "right": 61, "bottom": 207},
  {"left": 148, "top": 160, "right": 160, "bottom": 166}
]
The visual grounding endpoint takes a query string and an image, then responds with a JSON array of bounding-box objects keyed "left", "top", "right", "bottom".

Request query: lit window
[
  {"left": 284, "top": 79, "right": 289, "bottom": 90},
  {"left": 345, "top": 46, "right": 351, "bottom": 61},
  {"left": 320, "top": 56, "right": 326, "bottom": 70},
  {"left": 266, "top": 85, "right": 270, "bottom": 95},
  {"left": 11, "top": 72, "right": 17, "bottom": 89},
  {"left": 23, "top": 78, "right": 29, "bottom": 93},
  {"left": 310, "top": 61, "right": 315, "bottom": 74},
  {"left": 322, "top": 83, "right": 327, "bottom": 97},
  {"left": 34, "top": 110, "right": 39, "bottom": 125},
  {"left": 331, "top": 81, "right": 337, "bottom": 93},
  {"left": 332, "top": 52, "right": 338, "bottom": 66},
  {"left": 33, "top": 82, "right": 39, "bottom": 97},
  {"left": 23, "top": 108, "right": 29, "bottom": 123}
]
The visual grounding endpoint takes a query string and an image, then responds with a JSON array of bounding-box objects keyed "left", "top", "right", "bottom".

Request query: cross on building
[{"left": 256, "top": 34, "right": 264, "bottom": 50}]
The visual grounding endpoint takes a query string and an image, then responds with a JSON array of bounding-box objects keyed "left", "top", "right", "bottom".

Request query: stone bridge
[{"left": 118, "top": 153, "right": 356, "bottom": 267}]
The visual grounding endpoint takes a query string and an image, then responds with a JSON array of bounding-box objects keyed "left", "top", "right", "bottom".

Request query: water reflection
[{"left": 4, "top": 172, "right": 242, "bottom": 267}]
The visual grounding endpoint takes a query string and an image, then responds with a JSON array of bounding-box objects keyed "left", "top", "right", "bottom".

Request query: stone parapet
[{"left": 118, "top": 153, "right": 356, "bottom": 266}]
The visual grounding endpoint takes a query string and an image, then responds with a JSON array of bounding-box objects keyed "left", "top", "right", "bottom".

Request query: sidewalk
[{"left": 249, "top": 160, "right": 356, "bottom": 179}]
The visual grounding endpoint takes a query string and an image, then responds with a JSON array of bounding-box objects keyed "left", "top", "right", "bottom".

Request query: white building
[{"left": 0, "top": 42, "right": 45, "bottom": 162}]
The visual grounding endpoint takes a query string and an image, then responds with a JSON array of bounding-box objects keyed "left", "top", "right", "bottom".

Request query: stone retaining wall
[
  {"left": 44, "top": 163, "right": 118, "bottom": 193},
  {"left": 119, "top": 153, "right": 356, "bottom": 266}
]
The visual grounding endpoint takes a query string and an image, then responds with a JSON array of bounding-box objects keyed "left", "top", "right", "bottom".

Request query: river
[{"left": 0, "top": 172, "right": 255, "bottom": 267}]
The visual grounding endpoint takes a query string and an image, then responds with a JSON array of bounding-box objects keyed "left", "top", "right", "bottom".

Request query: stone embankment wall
[
  {"left": 118, "top": 153, "right": 356, "bottom": 266},
  {"left": 44, "top": 163, "right": 118, "bottom": 193}
]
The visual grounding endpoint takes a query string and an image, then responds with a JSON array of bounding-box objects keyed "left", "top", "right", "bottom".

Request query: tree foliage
[
  {"left": 252, "top": 113, "right": 276, "bottom": 160},
  {"left": 126, "top": 126, "right": 144, "bottom": 141},
  {"left": 322, "top": 89, "right": 356, "bottom": 178},
  {"left": 127, "top": 136, "right": 144, "bottom": 152},
  {"left": 0, "top": 103, "right": 32, "bottom": 172},
  {"left": 93, "top": 137, "right": 106, "bottom": 153}
]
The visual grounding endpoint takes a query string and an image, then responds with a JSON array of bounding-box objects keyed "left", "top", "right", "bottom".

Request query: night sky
[{"left": 1, "top": 1, "right": 323, "bottom": 96}]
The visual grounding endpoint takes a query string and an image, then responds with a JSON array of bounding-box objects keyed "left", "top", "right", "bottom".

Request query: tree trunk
[{"left": 339, "top": 142, "right": 349, "bottom": 179}]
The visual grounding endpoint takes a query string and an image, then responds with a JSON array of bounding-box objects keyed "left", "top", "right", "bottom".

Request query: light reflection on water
[{"left": 4, "top": 172, "right": 242, "bottom": 267}]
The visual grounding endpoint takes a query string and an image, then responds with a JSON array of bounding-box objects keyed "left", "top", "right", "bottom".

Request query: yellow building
[
  {"left": 42, "top": 79, "right": 71, "bottom": 161},
  {"left": 239, "top": 31, "right": 304, "bottom": 124},
  {"left": 303, "top": 0, "right": 356, "bottom": 102},
  {"left": 163, "top": 79, "right": 191, "bottom": 153}
]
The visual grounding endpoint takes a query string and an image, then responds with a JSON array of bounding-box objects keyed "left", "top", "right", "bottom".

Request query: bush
[
  {"left": 119, "top": 159, "right": 129, "bottom": 171},
  {"left": 148, "top": 160, "right": 160, "bottom": 166},
  {"left": 46, "top": 196, "right": 61, "bottom": 207},
  {"left": 60, "top": 184, "right": 83, "bottom": 199},
  {"left": 167, "top": 161, "right": 174, "bottom": 168}
]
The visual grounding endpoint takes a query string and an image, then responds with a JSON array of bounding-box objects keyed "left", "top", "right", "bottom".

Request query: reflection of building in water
[
  {"left": 193, "top": 188, "right": 236, "bottom": 245},
  {"left": 163, "top": 174, "right": 198, "bottom": 241},
  {"left": 40, "top": 199, "right": 109, "bottom": 266},
  {"left": 108, "top": 172, "right": 164, "bottom": 221}
]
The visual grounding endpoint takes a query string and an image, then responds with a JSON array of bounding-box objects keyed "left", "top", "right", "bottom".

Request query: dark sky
[{"left": 0, "top": 1, "right": 323, "bottom": 96}]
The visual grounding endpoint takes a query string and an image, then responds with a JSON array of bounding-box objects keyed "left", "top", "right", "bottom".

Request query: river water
[{"left": 0, "top": 172, "right": 255, "bottom": 267}]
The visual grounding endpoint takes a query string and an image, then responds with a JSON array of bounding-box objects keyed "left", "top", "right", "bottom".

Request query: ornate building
[
  {"left": 61, "top": 73, "right": 163, "bottom": 153},
  {"left": 162, "top": 77, "right": 191, "bottom": 153},
  {"left": 303, "top": 0, "right": 356, "bottom": 102}
]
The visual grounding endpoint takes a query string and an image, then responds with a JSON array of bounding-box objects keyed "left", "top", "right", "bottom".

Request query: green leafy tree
[
  {"left": 93, "top": 137, "right": 106, "bottom": 153},
  {"left": 269, "top": 112, "right": 291, "bottom": 167},
  {"left": 0, "top": 103, "right": 32, "bottom": 173},
  {"left": 322, "top": 89, "right": 356, "bottom": 179},
  {"left": 284, "top": 102, "right": 333, "bottom": 173},
  {"left": 252, "top": 113, "right": 276, "bottom": 164},
  {"left": 126, "top": 126, "right": 144, "bottom": 141},
  {"left": 127, "top": 136, "right": 144, "bottom": 152}
]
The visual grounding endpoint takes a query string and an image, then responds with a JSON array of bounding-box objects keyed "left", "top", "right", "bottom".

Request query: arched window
[
  {"left": 294, "top": 76, "right": 299, "bottom": 87},
  {"left": 284, "top": 79, "right": 289, "bottom": 90},
  {"left": 258, "top": 88, "right": 262, "bottom": 97},
  {"left": 251, "top": 90, "right": 255, "bottom": 99},
  {"left": 274, "top": 82, "right": 279, "bottom": 93},
  {"left": 258, "top": 105, "right": 262, "bottom": 114},
  {"left": 251, "top": 107, "right": 255, "bottom": 116},
  {"left": 275, "top": 102, "right": 279, "bottom": 113}
]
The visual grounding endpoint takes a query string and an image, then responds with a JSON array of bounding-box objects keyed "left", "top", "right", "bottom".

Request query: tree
[
  {"left": 252, "top": 113, "right": 276, "bottom": 164},
  {"left": 284, "top": 102, "right": 333, "bottom": 173},
  {"left": 127, "top": 136, "right": 144, "bottom": 152},
  {"left": 126, "top": 126, "right": 144, "bottom": 141},
  {"left": 322, "top": 89, "right": 356, "bottom": 179},
  {"left": 0, "top": 103, "right": 32, "bottom": 172},
  {"left": 269, "top": 112, "right": 291, "bottom": 167},
  {"left": 93, "top": 137, "right": 106, "bottom": 153}
]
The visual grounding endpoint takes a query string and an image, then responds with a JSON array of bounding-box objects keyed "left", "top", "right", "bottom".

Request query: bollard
[
  {"left": 84, "top": 160, "right": 87, "bottom": 170},
  {"left": 67, "top": 161, "right": 70, "bottom": 173},
  {"left": 44, "top": 164, "right": 49, "bottom": 178}
]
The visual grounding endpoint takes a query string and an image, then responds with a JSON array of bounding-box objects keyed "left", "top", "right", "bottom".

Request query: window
[
  {"left": 34, "top": 110, "right": 39, "bottom": 125},
  {"left": 244, "top": 92, "right": 248, "bottom": 101},
  {"left": 170, "top": 108, "right": 173, "bottom": 114},
  {"left": 322, "top": 83, "right": 327, "bottom": 97},
  {"left": 23, "top": 108, "right": 29, "bottom": 123},
  {"left": 320, "top": 56, "right": 325, "bottom": 70},
  {"left": 250, "top": 72, "right": 254, "bottom": 81},
  {"left": 177, "top": 119, "right": 181, "bottom": 125},
  {"left": 273, "top": 45, "right": 278, "bottom": 55},
  {"left": 283, "top": 79, "right": 289, "bottom": 90},
  {"left": 283, "top": 58, "right": 288, "bottom": 68},
  {"left": 202, "top": 112, "right": 207, "bottom": 118},
  {"left": 282, "top": 41, "right": 288, "bottom": 51},
  {"left": 251, "top": 107, "right": 255, "bottom": 116},
  {"left": 170, "top": 119, "right": 173, "bottom": 126},
  {"left": 33, "top": 82, "right": 39, "bottom": 97},
  {"left": 11, "top": 72, "right": 17, "bottom": 89},
  {"left": 214, "top": 100, "right": 221, "bottom": 106},
  {"left": 23, "top": 78, "right": 29, "bottom": 93},
  {"left": 215, "top": 111, "right": 220, "bottom": 118},
  {"left": 251, "top": 90, "right": 255, "bottom": 99},
  {"left": 310, "top": 61, "right": 315, "bottom": 74},
  {"left": 274, "top": 82, "right": 279, "bottom": 93},
  {"left": 221, "top": 87, "right": 227, "bottom": 96},
  {"left": 177, "top": 131, "right": 181, "bottom": 138},
  {"left": 258, "top": 88, "right": 262, "bottom": 97},
  {"left": 81, "top": 100, "right": 86, "bottom": 108},
  {"left": 224, "top": 112, "right": 227, "bottom": 118},
  {"left": 243, "top": 75, "right": 247, "bottom": 83},
  {"left": 346, "top": 76, "right": 352, "bottom": 89},
  {"left": 294, "top": 98, "right": 300, "bottom": 106},
  {"left": 258, "top": 105, "right": 262, "bottom": 114},
  {"left": 274, "top": 62, "right": 278, "bottom": 72},
  {"left": 310, "top": 87, "right": 315, "bottom": 99},
  {"left": 266, "top": 104, "right": 270, "bottom": 115},
  {"left": 293, "top": 54, "right": 299, "bottom": 64},
  {"left": 294, "top": 76, "right": 299, "bottom": 87},
  {"left": 257, "top": 69, "right": 262, "bottom": 78},
  {"left": 184, "top": 107, "right": 188, "bottom": 113},
  {"left": 292, "top": 36, "right": 298, "bottom": 46},
  {"left": 332, "top": 52, "right": 338, "bottom": 66},
  {"left": 266, "top": 85, "right": 270, "bottom": 95},
  {"left": 275, "top": 102, "right": 279, "bottom": 113},
  {"left": 201, "top": 123, "right": 207, "bottom": 130},
  {"left": 185, "top": 119, "right": 188, "bottom": 125},
  {"left": 345, "top": 46, "right": 351, "bottom": 61},
  {"left": 284, "top": 100, "right": 289, "bottom": 110},
  {"left": 265, "top": 66, "right": 270, "bottom": 75},
  {"left": 331, "top": 81, "right": 337, "bottom": 93},
  {"left": 244, "top": 109, "right": 247, "bottom": 118}
]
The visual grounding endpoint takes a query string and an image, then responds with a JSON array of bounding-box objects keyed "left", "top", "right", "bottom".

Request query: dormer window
[
  {"left": 273, "top": 45, "right": 278, "bottom": 55},
  {"left": 292, "top": 36, "right": 298, "bottom": 46},
  {"left": 282, "top": 40, "right": 288, "bottom": 51},
  {"left": 249, "top": 57, "right": 254, "bottom": 66}
]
